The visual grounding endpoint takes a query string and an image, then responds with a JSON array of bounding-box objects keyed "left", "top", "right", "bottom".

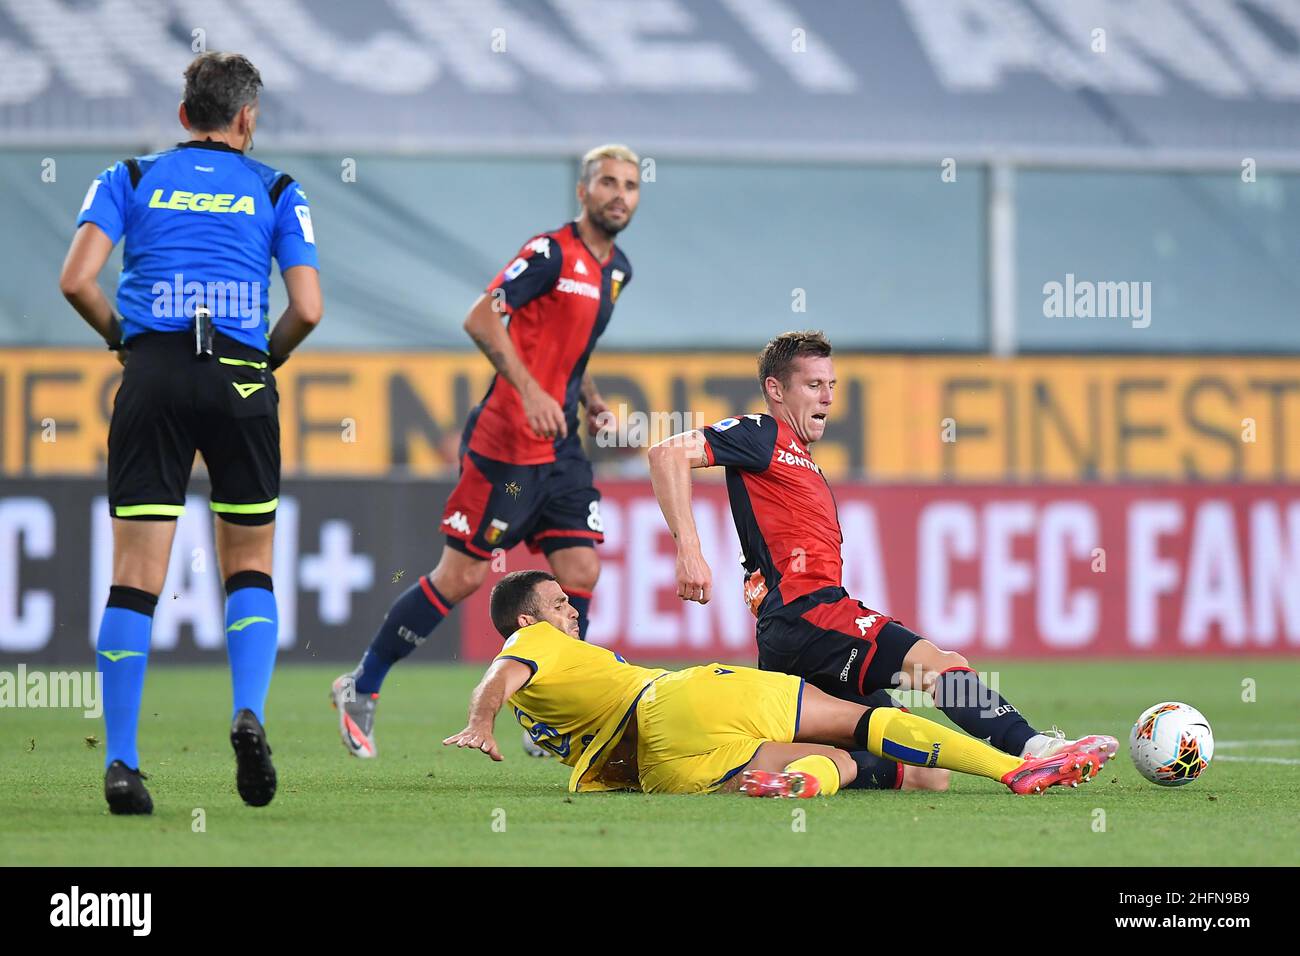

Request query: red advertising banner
[{"left": 461, "top": 480, "right": 1300, "bottom": 661}]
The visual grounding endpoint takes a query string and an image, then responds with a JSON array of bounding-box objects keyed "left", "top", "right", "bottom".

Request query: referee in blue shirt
[{"left": 59, "top": 52, "right": 322, "bottom": 814}]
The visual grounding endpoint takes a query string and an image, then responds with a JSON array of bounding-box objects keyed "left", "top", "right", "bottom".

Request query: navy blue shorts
[
  {"left": 755, "top": 587, "right": 921, "bottom": 703},
  {"left": 440, "top": 450, "right": 603, "bottom": 560}
]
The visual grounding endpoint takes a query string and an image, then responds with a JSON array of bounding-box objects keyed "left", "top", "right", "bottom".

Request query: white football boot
[
  {"left": 1022, "top": 726, "right": 1118, "bottom": 767},
  {"left": 330, "top": 674, "right": 379, "bottom": 758}
]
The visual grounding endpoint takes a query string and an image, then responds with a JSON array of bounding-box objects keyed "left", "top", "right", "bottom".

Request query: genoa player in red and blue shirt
[
  {"left": 332, "top": 146, "right": 640, "bottom": 759},
  {"left": 648, "top": 331, "right": 1118, "bottom": 790}
]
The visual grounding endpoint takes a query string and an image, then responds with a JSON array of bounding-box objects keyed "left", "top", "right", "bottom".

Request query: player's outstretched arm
[
  {"left": 463, "top": 293, "right": 566, "bottom": 440},
  {"left": 648, "top": 431, "right": 713, "bottom": 604},
  {"left": 442, "top": 658, "right": 533, "bottom": 761}
]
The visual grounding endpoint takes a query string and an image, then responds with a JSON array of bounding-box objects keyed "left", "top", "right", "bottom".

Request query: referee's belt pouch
[{"left": 217, "top": 355, "right": 276, "bottom": 418}]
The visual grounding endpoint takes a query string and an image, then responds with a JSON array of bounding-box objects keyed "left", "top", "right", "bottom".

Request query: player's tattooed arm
[
  {"left": 651, "top": 430, "right": 710, "bottom": 468},
  {"left": 648, "top": 432, "right": 713, "bottom": 604},
  {"left": 442, "top": 657, "right": 532, "bottom": 761},
  {"left": 463, "top": 292, "right": 526, "bottom": 379},
  {"left": 463, "top": 293, "right": 566, "bottom": 439}
]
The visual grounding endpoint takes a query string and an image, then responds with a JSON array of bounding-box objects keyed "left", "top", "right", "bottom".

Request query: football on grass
[{"left": 1129, "top": 701, "right": 1214, "bottom": 786}]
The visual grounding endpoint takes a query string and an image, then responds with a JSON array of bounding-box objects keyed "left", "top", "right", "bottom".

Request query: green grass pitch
[{"left": 3, "top": 660, "right": 1298, "bottom": 866}]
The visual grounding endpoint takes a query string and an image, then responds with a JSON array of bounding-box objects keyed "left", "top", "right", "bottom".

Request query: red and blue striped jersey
[
  {"left": 465, "top": 222, "right": 631, "bottom": 465},
  {"left": 702, "top": 413, "right": 846, "bottom": 611}
]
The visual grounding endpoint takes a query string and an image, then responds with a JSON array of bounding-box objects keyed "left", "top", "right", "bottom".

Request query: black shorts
[
  {"left": 441, "top": 449, "right": 602, "bottom": 559},
  {"left": 755, "top": 587, "right": 922, "bottom": 704},
  {"left": 107, "top": 331, "right": 279, "bottom": 525}
]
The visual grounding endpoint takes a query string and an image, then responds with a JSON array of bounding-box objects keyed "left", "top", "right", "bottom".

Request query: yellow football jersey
[{"left": 495, "top": 622, "right": 666, "bottom": 792}]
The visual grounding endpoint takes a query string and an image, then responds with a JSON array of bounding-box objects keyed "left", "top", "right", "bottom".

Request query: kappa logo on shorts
[
  {"left": 855, "top": 614, "right": 879, "bottom": 635},
  {"left": 232, "top": 381, "right": 265, "bottom": 398},
  {"left": 442, "top": 511, "right": 472, "bottom": 535},
  {"left": 839, "top": 646, "right": 859, "bottom": 682}
]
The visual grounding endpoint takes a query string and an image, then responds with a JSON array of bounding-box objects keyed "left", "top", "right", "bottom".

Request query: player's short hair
[
  {"left": 580, "top": 144, "right": 640, "bottom": 185},
  {"left": 182, "top": 52, "right": 263, "bottom": 132},
  {"left": 490, "top": 570, "right": 558, "bottom": 639},
  {"left": 758, "top": 330, "right": 834, "bottom": 396}
]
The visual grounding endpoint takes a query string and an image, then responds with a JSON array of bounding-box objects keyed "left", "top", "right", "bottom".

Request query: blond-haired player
[{"left": 334, "top": 146, "right": 640, "bottom": 759}]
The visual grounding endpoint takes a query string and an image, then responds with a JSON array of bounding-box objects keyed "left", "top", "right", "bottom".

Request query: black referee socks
[{"left": 225, "top": 570, "right": 273, "bottom": 594}]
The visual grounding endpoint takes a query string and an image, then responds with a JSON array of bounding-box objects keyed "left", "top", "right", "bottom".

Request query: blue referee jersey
[{"left": 76, "top": 140, "right": 318, "bottom": 352}]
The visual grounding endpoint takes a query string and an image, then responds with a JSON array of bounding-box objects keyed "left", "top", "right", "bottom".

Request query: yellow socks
[
  {"left": 784, "top": 754, "right": 841, "bottom": 796},
  {"left": 861, "top": 706, "right": 1022, "bottom": 781}
]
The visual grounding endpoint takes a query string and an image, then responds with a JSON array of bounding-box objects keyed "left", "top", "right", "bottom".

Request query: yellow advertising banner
[{"left": 2, "top": 349, "right": 1297, "bottom": 481}]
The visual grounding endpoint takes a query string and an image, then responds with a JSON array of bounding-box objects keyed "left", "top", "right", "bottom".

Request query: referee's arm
[
  {"left": 59, "top": 222, "right": 124, "bottom": 358},
  {"left": 268, "top": 264, "right": 323, "bottom": 369}
]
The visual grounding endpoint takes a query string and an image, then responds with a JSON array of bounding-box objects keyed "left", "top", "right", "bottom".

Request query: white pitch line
[
  {"left": 1216, "top": 740, "right": 1299, "bottom": 748},
  {"left": 1216, "top": 755, "right": 1300, "bottom": 765}
]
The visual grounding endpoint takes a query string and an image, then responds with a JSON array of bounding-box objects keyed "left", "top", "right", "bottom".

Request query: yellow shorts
[{"left": 636, "top": 664, "right": 805, "bottom": 795}]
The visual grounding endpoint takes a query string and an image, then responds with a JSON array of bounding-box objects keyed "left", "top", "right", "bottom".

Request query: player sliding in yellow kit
[{"left": 444, "top": 571, "right": 1106, "bottom": 797}]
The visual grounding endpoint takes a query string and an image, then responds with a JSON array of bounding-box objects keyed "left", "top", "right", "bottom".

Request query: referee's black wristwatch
[{"left": 105, "top": 315, "right": 125, "bottom": 353}]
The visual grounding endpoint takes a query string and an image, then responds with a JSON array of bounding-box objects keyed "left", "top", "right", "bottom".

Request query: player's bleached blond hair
[{"left": 580, "top": 144, "right": 640, "bottom": 185}]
